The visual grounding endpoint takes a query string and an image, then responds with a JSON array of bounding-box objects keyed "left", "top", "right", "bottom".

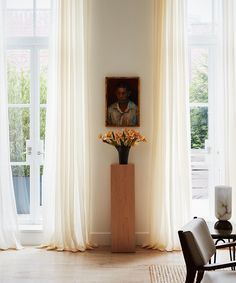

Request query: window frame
[
  {"left": 7, "top": 39, "right": 48, "bottom": 225},
  {"left": 188, "top": 33, "right": 218, "bottom": 219}
]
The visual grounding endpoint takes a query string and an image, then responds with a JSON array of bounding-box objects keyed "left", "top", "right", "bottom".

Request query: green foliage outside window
[
  {"left": 190, "top": 60, "right": 208, "bottom": 103},
  {"left": 40, "top": 66, "right": 47, "bottom": 104},
  {"left": 40, "top": 65, "right": 47, "bottom": 141},
  {"left": 190, "top": 108, "right": 208, "bottom": 149},
  {"left": 8, "top": 64, "right": 47, "bottom": 176},
  {"left": 190, "top": 55, "right": 208, "bottom": 149},
  {"left": 8, "top": 64, "right": 30, "bottom": 104}
]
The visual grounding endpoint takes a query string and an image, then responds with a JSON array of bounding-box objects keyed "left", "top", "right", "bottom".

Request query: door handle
[{"left": 23, "top": 146, "right": 32, "bottom": 155}]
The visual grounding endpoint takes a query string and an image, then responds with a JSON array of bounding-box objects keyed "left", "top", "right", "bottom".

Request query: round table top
[{"left": 207, "top": 221, "right": 236, "bottom": 239}]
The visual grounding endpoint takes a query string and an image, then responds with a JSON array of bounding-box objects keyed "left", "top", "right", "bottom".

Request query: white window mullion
[
  {"left": 34, "top": 46, "right": 42, "bottom": 223},
  {"left": 190, "top": 103, "right": 209, "bottom": 108},
  {"left": 7, "top": 37, "right": 48, "bottom": 48},
  {"left": 8, "top": 104, "right": 30, "bottom": 108},
  {"left": 207, "top": 44, "right": 218, "bottom": 218},
  {"left": 29, "top": 45, "right": 39, "bottom": 224},
  {"left": 33, "top": 0, "right": 36, "bottom": 36}
]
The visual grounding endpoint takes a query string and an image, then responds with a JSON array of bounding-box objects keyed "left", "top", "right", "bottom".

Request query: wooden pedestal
[{"left": 111, "top": 164, "right": 135, "bottom": 252}]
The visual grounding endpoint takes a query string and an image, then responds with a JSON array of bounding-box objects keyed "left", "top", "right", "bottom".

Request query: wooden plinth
[{"left": 111, "top": 164, "right": 135, "bottom": 252}]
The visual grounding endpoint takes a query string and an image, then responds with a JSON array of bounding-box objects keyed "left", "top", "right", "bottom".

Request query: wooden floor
[
  {"left": 0, "top": 246, "right": 230, "bottom": 283},
  {"left": 0, "top": 246, "right": 184, "bottom": 283}
]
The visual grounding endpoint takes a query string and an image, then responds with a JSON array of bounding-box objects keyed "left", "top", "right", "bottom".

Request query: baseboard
[
  {"left": 89, "top": 232, "right": 149, "bottom": 246},
  {"left": 20, "top": 230, "right": 149, "bottom": 246}
]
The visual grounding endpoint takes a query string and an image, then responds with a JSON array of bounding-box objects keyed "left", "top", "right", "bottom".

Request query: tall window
[
  {"left": 6, "top": 0, "right": 50, "bottom": 224},
  {"left": 188, "top": 0, "right": 218, "bottom": 218}
]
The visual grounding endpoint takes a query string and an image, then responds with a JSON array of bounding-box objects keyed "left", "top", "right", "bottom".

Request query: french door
[
  {"left": 189, "top": 42, "right": 219, "bottom": 219},
  {"left": 7, "top": 43, "right": 48, "bottom": 224}
]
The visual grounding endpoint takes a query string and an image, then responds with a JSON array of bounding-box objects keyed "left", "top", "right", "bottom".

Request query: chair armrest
[
  {"left": 216, "top": 241, "right": 236, "bottom": 249},
  {"left": 202, "top": 260, "right": 236, "bottom": 270}
]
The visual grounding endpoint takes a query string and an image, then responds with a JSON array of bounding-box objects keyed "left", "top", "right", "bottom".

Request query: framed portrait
[{"left": 105, "top": 77, "right": 140, "bottom": 127}]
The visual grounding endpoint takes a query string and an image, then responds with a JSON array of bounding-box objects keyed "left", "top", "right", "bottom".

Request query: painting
[{"left": 105, "top": 77, "right": 140, "bottom": 127}]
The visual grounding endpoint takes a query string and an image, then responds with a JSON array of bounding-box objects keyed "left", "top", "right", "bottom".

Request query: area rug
[{"left": 149, "top": 265, "right": 186, "bottom": 283}]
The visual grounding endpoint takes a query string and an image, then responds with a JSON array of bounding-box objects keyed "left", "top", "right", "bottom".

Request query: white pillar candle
[{"left": 215, "top": 185, "right": 232, "bottom": 221}]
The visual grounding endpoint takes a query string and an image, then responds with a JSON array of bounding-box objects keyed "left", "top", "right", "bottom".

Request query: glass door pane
[
  {"left": 190, "top": 48, "right": 209, "bottom": 103},
  {"left": 190, "top": 107, "right": 208, "bottom": 150},
  {"left": 7, "top": 50, "right": 30, "bottom": 104},
  {"left": 40, "top": 49, "right": 48, "bottom": 104},
  {"left": 6, "top": 10, "right": 34, "bottom": 37},
  {"left": 189, "top": 47, "right": 211, "bottom": 219},
  {"left": 12, "top": 165, "right": 30, "bottom": 214},
  {"left": 7, "top": 49, "right": 31, "bottom": 215},
  {"left": 188, "top": 0, "right": 213, "bottom": 35},
  {"left": 190, "top": 107, "right": 209, "bottom": 199},
  {"left": 7, "top": 0, "right": 33, "bottom": 9},
  {"left": 9, "top": 108, "right": 30, "bottom": 162}
]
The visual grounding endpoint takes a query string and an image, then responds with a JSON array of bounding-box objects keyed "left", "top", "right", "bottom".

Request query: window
[
  {"left": 188, "top": 0, "right": 218, "bottom": 219},
  {"left": 6, "top": 0, "right": 50, "bottom": 224},
  {"left": 190, "top": 47, "right": 209, "bottom": 200}
]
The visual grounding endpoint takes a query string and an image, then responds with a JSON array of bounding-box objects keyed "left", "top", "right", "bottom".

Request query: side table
[{"left": 207, "top": 222, "right": 236, "bottom": 268}]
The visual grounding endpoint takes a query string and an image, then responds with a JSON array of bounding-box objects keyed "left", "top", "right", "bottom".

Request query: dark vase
[{"left": 115, "top": 145, "right": 131, "bottom": 164}]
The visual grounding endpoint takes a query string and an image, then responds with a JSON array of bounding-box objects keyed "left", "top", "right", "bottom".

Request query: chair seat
[{"left": 202, "top": 271, "right": 236, "bottom": 283}]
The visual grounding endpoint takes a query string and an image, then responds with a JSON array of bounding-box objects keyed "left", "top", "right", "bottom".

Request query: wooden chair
[{"left": 178, "top": 217, "right": 236, "bottom": 283}]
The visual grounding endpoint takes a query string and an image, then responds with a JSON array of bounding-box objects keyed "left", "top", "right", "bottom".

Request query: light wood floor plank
[{"left": 0, "top": 246, "right": 228, "bottom": 282}]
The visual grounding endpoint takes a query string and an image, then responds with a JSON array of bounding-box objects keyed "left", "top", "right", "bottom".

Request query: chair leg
[
  {"left": 185, "top": 268, "right": 196, "bottom": 283},
  {"left": 196, "top": 270, "right": 204, "bottom": 283}
]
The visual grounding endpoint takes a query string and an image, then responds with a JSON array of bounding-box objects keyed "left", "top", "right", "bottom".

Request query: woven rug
[{"left": 149, "top": 265, "right": 186, "bottom": 283}]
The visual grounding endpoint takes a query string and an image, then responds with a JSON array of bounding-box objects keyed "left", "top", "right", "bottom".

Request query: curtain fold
[
  {"left": 148, "top": 0, "right": 191, "bottom": 251},
  {"left": 0, "top": 0, "right": 22, "bottom": 250},
  {"left": 42, "top": 0, "right": 92, "bottom": 252},
  {"left": 221, "top": 0, "right": 236, "bottom": 222}
]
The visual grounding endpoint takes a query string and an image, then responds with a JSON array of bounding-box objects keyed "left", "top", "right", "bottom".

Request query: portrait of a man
[{"left": 106, "top": 77, "right": 140, "bottom": 127}]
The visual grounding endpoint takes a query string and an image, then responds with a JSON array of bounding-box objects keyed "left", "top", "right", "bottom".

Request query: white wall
[{"left": 88, "top": 0, "right": 153, "bottom": 245}]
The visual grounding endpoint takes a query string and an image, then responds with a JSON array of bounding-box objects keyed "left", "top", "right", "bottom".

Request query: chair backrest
[{"left": 178, "top": 218, "right": 216, "bottom": 268}]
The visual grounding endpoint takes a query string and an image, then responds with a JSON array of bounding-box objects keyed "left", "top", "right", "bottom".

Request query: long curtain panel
[
  {"left": 148, "top": 0, "right": 191, "bottom": 251},
  {"left": 0, "top": 0, "right": 22, "bottom": 250},
  {"left": 42, "top": 0, "right": 92, "bottom": 252},
  {"left": 221, "top": 0, "right": 236, "bottom": 222}
]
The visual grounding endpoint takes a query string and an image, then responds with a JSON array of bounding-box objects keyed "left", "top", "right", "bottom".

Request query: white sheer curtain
[
  {"left": 220, "top": 0, "right": 236, "bottom": 222},
  {"left": 41, "top": 0, "right": 92, "bottom": 252},
  {"left": 0, "top": 0, "right": 22, "bottom": 250},
  {"left": 148, "top": 0, "right": 191, "bottom": 251}
]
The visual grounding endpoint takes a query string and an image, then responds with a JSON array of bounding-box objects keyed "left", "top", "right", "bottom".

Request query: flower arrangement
[
  {"left": 99, "top": 129, "right": 146, "bottom": 164},
  {"left": 99, "top": 128, "right": 146, "bottom": 147}
]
